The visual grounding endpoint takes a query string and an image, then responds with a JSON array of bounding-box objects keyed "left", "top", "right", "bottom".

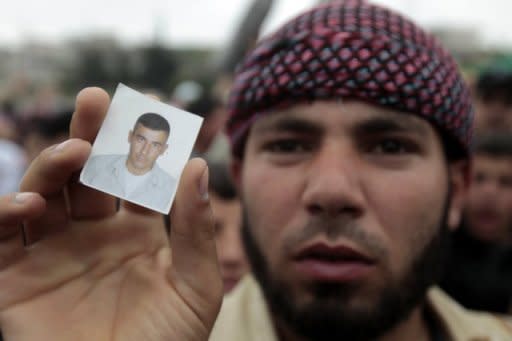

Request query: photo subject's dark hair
[{"left": 134, "top": 113, "right": 171, "bottom": 135}]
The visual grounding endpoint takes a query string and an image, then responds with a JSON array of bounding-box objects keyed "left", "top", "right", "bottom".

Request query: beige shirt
[{"left": 210, "top": 275, "right": 512, "bottom": 341}]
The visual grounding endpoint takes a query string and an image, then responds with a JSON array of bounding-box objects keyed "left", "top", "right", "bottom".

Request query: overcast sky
[{"left": 1, "top": 0, "right": 512, "bottom": 48}]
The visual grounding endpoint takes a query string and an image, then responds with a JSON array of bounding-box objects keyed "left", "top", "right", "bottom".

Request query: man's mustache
[{"left": 282, "top": 217, "right": 388, "bottom": 260}]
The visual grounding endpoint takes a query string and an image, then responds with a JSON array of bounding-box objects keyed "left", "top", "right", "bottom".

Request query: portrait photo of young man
[
  {"left": 82, "top": 112, "right": 176, "bottom": 212},
  {"left": 80, "top": 83, "right": 203, "bottom": 213}
]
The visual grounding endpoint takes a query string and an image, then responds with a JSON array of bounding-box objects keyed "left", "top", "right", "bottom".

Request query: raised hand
[{"left": 0, "top": 88, "right": 223, "bottom": 341}]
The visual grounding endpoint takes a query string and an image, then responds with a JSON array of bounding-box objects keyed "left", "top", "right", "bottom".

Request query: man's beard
[{"left": 241, "top": 196, "right": 451, "bottom": 341}]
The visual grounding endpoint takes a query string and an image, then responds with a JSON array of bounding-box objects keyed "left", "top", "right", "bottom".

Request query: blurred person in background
[
  {"left": 22, "top": 108, "right": 73, "bottom": 162},
  {"left": 0, "top": 139, "right": 26, "bottom": 195},
  {"left": 473, "top": 69, "right": 512, "bottom": 135},
  {"left": 0, "top": 102, "right": 22, "bottom": 142},
  {"left": 208, "top": 161, "right": 249, "bottom": 294},
  {"left": 187, "top": 93, "right": 231, "bottom": 163},
  {"left": 441, "top": 133, "right": 512, "bottom": 313},
  {"left": 464, "top": 134, "right": 512, "bottom": 244},
  {"left": 0, "top": 102, "right": 26, "bottom": 195},
  {"left": 170, "top": 80, "right": 204, "bottom": 109}
]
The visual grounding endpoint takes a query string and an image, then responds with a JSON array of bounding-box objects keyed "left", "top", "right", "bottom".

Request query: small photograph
[{"left": 80, "top": 83, "right": 203, "bottom": 214}]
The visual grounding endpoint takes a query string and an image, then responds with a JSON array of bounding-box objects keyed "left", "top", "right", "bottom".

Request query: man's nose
[
  {"left": 141, "top": 142, "right": 151, "bottom": 155},
  {"left": 478, "top": 179, "right": 500, "bottom": 197},
  {"left": 302, "top": 141, "right": 365, "bottom": 218}
]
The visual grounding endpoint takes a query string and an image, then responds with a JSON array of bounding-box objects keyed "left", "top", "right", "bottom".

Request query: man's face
[
  {"left": 465, "top": 155, "right": 512, "bottom": 242},
  {"left": 126, "top": 123, "right": 168, "bottom": 175},
  {"left": 233, "top": 101, "right": 466, "bottom": 340},
  {"left": 210, "top": 194, "right": 249, "bottom": 294}
]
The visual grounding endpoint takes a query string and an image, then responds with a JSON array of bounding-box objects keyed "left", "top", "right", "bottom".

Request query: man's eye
[
  {"left": 500, "top": 176, "right": 512, "bottom": 188},
  {"left": 264, "top": 139, "right": 311, "bottom": 153},
  {"left": 370, "top": 139, "right": 410, "bottom": 155},
  {"left": 136, "top": 136, "right": 145, "bottom": 142}
]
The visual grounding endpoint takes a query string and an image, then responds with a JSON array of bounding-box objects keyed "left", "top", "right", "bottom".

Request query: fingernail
[
  {"left": 13, "top": 192, "right": 33, "bottom": 204},
  {"left": 55, "top": 139, "right": 73, "bottom": 152},
  {"left": 199, "top": 166, "right": 209, "bottom": 201}
]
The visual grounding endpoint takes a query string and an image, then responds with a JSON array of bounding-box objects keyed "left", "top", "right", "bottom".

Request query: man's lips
[{"left": 292, "top": 243, "right": 376, "bottom": 282}]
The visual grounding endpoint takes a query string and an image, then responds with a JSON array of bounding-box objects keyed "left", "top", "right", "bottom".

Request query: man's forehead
[{"left": 250, "top": 101, "right": 433, "bottom": 136}]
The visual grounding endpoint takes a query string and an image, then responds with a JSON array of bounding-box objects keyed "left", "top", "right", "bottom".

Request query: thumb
[{"left": 169, "top": 158, "right": 222, "bottom": 325}]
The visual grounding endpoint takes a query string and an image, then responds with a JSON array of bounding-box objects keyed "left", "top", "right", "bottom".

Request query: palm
[{"left": 0, "top": 211, "right": 216, "bottom": 341}]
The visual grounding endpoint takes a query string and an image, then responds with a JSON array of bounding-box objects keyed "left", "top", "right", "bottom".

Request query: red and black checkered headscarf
[{"left": 226, "top": 0, "right": 473, "bottom": 158}]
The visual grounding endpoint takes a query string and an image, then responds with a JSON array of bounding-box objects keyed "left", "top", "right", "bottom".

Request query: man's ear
[
  {"left": 447, "top": 160, "right": 471, "bottom": 231},
  {"left": 128, "top": 130, "right": 133, "bottom": 143}
]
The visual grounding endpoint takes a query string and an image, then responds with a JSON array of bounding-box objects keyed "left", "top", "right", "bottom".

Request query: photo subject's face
[
  {"left": 127, "top": 124, "right": 168, "bottom": 175},
  {"left": 237, "top": 101, "right": 459, "bottom": 339}
]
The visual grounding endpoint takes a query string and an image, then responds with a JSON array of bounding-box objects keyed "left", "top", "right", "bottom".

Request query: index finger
[
  {"left": 68, "top": 87, "right": 117, "bottom": 219},
  {"left": 69, "top": 87, "right": 111, "bottom": 142}
]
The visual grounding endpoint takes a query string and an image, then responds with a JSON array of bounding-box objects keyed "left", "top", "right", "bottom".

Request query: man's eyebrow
[
  {"left": 253, "top": 116, "right": 324, "bottom": 135},
  {"left": 352, "top": 116, "right": 430, "bottom": 137}
]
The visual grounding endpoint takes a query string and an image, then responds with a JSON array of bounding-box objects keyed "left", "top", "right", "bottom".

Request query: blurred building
[{"left": 0, "top": 42, "right": 73, "bottom": 86}]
